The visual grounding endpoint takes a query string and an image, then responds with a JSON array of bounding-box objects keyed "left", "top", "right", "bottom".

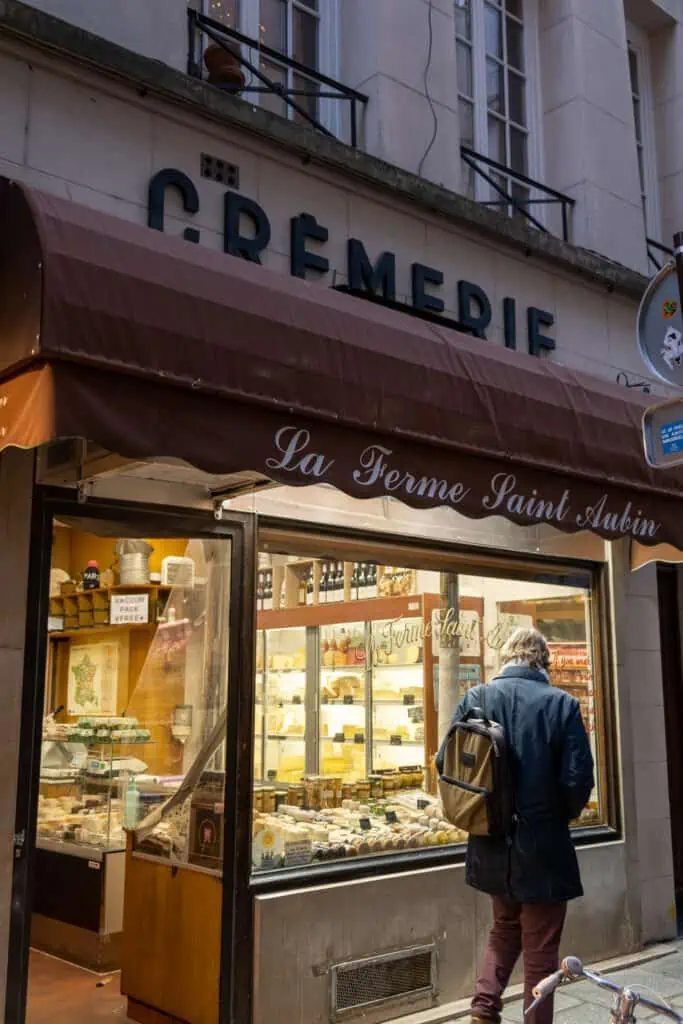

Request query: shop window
[
  {"left": 251, "top": 538, "right": 608, "bottom": 876},
  {"left": 456, "top": 0, "right": 537, "bottom": 210},
  {"left": 206, "top": 0, "right": 339, "bottom": 127},
  {"left": 627, "top": 22, "right": 661, "bottom": 243}
]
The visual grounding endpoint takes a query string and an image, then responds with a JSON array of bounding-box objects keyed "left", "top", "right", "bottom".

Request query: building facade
[{"left": 0, "top": 1, "right": 681, "bottom": 1023}]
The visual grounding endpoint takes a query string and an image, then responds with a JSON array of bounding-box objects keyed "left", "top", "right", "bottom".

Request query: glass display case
[
  {"left": 370, "top": 616, "right": 425, "bottom": 773},
  {"left": 263, "top": 626, "right": 307, "bottom": 782},
  {"left": 319, "top": 621, "right": 367, "bottom": 780},
  {"left": 38, "top": 717, "right": 151, "bottom": 854}
]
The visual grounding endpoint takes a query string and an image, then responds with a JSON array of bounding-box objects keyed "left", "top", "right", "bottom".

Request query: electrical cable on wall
[{"left": 417, "top": 0, "right": 439, "bottom": 178}]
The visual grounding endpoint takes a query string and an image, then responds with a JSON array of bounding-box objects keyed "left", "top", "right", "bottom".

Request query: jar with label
[
  {"left": 319, "top": 777, "right": 336, "bottom": 809},
  {"left": 356, "top": 779, "right": 371, "bottom": 802},
  {"left": 332, "top": 777, "right": 343, "bottom": 807},
  {"left": 262, "top": 787, "right": 276, "bottom": 813},
  {"left": 254, "top": 788, "right": 264, "bottom": 813},
  {"left": 287, "top": 784, "right": 305, "bottom": 808},
  {"left": 304, "top": 776, "right": 320, "bottom": 810},
  {"left": 369, "top": 775, "right": 384, "bottom": 800}
]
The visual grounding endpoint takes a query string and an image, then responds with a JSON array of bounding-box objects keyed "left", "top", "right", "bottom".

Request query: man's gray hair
[{"left": 500, "top": 626, "right": 550, "bottom": 671}]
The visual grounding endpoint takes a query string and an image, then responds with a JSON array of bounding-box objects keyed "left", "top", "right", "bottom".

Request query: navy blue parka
[{"left": 436, "top": 665, "right": 595, "bottom": 904}]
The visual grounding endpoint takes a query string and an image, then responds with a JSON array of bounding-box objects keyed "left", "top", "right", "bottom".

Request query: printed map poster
[{"left": 67, "top": 642, "right": 119, "bottom": 716}]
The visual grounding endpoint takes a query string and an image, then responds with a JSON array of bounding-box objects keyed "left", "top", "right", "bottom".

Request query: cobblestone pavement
[{"left": 501, "top": 943, "right": 683, "bottom": 1024}]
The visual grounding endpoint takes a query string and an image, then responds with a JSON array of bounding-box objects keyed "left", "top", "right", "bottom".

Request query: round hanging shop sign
[{"left": 637, "top": 261, "right": 683, "bottom": 387}]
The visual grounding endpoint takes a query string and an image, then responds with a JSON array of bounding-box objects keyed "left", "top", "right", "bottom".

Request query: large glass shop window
[{"left": 251, "top": 544, "right": 606, "bottom": 874}]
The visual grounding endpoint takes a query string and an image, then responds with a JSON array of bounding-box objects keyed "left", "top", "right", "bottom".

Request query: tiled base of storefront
[
  {"left": 387, "top": 944, "right": 681, "bottom": 1024},
  {"left": 26, "top": 950, "right": 131, "bottom": 1023}
]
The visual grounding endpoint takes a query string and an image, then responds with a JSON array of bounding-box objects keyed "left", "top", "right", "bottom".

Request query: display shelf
[
  {"left": 373, "top": 699, "right": 423, "bottom": 706},
  {"left": 371, "top": 663, "right": 423, "bottom": 670},
  {"left": 373, "top": 739, "right": 424, "bottom": 747},
  {"left": 48, "top": 623, "right": 156, "bottom": 640},
  {"left": 36, "top": 836, "right": 115, "bottom": 860},
  {"left": 320, "top": 665, "right": 366, "bottom": 673}
]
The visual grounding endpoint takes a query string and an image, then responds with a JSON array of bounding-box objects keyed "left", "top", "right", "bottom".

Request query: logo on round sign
[{"left": 637, "top": 262, "right": 683, "bottom": 387}]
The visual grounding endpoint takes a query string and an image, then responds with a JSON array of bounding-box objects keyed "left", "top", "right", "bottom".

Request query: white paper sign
[{"left": 110, "top": 593, "right": 149, "bottom": 625}]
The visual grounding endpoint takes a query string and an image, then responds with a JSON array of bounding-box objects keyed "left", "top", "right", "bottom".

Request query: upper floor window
[
  {"left": 206, "top": 0, "right": 336, "bottom": 125},
  {"left": 455, "top": 0, "right": 532, "bottom": 209},
  {"left": 627, "top": 22, "right": 660, "bottom": 243}
]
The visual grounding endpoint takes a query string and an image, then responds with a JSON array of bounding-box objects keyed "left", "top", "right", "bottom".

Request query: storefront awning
[{"left": 0, "top": 176, "right": 680, "bottom": 549}]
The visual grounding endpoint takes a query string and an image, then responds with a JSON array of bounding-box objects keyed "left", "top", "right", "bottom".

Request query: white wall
[
  {"left": 341, "top": 0, "right": 462, "bottom": 192},
  {"left": 14, "top": 0, "right": 683, "bottom": 273},
  {"left": 26, "top": 0, "right": 189, "bottom": 70}
]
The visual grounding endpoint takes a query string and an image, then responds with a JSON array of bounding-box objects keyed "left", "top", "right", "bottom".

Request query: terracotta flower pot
[{"left": 203, "top": 42, "right": 245, "bottom": 94}]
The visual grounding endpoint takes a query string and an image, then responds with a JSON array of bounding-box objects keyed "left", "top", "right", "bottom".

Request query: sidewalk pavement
[
  {"left": 506, "top": 942, "right": 683, "bottom": 1024},
  {"left": 392, "top": 941, "right": 683, "bottom": 1024},
  {"left": 502, "top": 942, "right": 683, "bottom": 1024}
]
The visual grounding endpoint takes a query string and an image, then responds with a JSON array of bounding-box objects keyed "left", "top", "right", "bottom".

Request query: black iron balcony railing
[
  {"left": 187, "top": 9, "right": 368, "bottom": 148},
  {"left": 461, "top": 146, "right": 575, "bottom": 243},
  {"left": 647, "top": 237, "right": 673, "bottom": 274}
]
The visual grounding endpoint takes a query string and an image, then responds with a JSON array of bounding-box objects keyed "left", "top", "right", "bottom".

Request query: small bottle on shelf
[
  {"left": 256, "top": 571, "right": 264, "bottom": 612},
  {"left": 351, "top": 562, "right": 359, "bottom": 600},
  {"left": 83, "top": 560, "right": 100, "bottom": 591},
  {"left": 367, "top": 564, "right": 378, "bottom": 599},
  {"left": 357, "top": 562, "right": 368, "bottom": 600},
  {"left": 320, "top": 562, "right": 329, "bottom": 603},
  {"left": 337, "top": 562, "right": 346, "bottom": 601},
  {"left": 298, "top": 572, "right": 307, "bottom": 607},
  {"left": 329, "top": 562, "right": 342, "bottom": 603},
  {"left": 263, "top": 570, "right": 273, "bottom": 611},
  {"left": 306, "top": 567, "right": 315, "bottom": 606}
]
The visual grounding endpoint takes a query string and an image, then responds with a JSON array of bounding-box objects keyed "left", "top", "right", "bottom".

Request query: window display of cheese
[
  {"left": 269, "top": 651, "right": 306, "bottom": 671},
  {"left": 321, "top": 674, "right": 364, "bottom": 701},
  {"left": 252, "top": 795, "right": 467, "bottom": 870},
  {"left": 37, "top": 793, "right": 125, "bottom": 848}
]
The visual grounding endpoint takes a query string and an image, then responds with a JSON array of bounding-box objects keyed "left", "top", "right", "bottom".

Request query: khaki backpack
[{"left": 438, "top": 706, "right": 514, "bottom": 838}]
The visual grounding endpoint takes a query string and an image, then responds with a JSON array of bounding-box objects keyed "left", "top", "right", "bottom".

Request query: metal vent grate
[{"left": 331, "top": 944, "right": 436, "bottom": 1018}]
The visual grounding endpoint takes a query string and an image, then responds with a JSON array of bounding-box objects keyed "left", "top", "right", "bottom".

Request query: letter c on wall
[{"left": 148, "top": 168, "right": 201, "bottom": 243}]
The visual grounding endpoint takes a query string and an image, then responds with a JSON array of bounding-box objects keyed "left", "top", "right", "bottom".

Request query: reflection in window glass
[
  {"left": 251, "top": 547, "right": 604, "bottom": 875},
  {"left": 208, "top": 0, "right": 239, "bottom": 26}
]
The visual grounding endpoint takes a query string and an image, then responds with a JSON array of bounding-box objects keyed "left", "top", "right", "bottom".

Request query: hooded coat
[{"left": 436, "top": 665, "right": 595, "bottom": 904}]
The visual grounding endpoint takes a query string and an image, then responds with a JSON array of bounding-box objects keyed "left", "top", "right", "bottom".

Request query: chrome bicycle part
[{"left": 526, "top": 956, "right": 683, "bottom": 1023}]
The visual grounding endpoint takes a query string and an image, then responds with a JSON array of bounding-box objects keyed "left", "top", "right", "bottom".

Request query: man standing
[{"left": 436, "top": 627, "right": 594, "bottom": 1024}]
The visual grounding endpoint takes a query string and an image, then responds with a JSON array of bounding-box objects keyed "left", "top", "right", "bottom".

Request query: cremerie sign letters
[{"left": 147, "top": 169, "right": 556, "bottom": 357}]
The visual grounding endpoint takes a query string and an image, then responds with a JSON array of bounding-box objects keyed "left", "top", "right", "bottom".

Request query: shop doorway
[
  {"left": 6, "top": 494, "right": 254, "bottom": 1024},
  {"left": 657, "top": 565, "right": 683, "bottom": 931}
]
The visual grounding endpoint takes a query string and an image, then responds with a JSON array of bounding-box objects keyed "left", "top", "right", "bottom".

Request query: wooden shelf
[
  {"left": 257, "top": 594, "right": 424, "bottom": 630},
  {"left": 48, "top": 623, "right": 156, "bottom": 640}
]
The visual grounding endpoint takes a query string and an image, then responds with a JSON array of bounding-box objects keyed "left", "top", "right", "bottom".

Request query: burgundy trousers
[{"left": 471, "top": 897, "right": 567, "bottom": 1024}]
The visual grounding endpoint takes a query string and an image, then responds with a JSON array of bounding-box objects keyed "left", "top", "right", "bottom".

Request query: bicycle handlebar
[{"left": 526, "top": 957, "right": 683, "bottom": 1021}]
